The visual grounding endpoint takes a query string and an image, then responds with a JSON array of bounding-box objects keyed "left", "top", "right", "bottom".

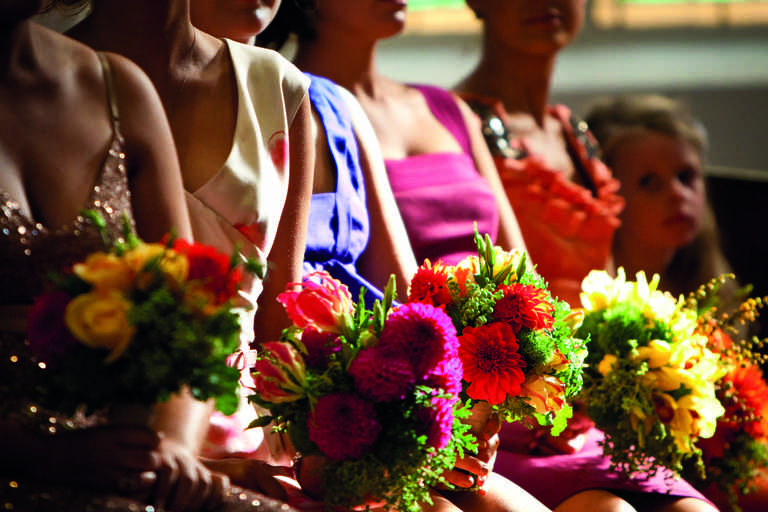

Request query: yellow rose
[
  {"left": 124, "top": 243, "right": 188, "bottom": 290},
  {"left": 65, "top": 290, "right": 135, "bottom": 363},
  {"left": 73, "top": 252, "right": 134, "bottom": 292}
]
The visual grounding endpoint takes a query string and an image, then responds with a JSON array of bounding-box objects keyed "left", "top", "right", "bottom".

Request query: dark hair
[{"left": 255, "top": 0, "right": 316, "bottom": 51}]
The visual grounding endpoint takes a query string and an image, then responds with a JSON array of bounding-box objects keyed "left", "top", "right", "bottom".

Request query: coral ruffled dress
[{"left": 463, "top": 98, "right": 624, "bottom": 306}]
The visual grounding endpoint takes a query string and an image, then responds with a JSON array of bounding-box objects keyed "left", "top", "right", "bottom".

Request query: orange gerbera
[
  {"left": 493, "top": 283, "right": 554, "bottom": 333},
  {"left": 720, "top": 361, "right": 768, "bottom": 440},
  {"left": 458, "top": 323, "right": 526, "bottom": 405},
  {"left": 408, "top": 259, "right": 453, "bottom": 308}
]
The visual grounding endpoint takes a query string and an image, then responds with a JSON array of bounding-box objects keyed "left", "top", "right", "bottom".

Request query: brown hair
[{"left": 586, "top": 94, "right": 736, "bottom": 300}]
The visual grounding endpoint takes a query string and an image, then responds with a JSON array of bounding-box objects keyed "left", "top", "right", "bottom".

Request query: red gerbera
[
  {"left": 493, "top": 283, "right": 554, "bottom": 333},
  {"left": 458, "top": 323, "right": 526, "bottom": 405},
  {"left": 170, "top": 238, "right": 243, "bottom": 304},
  {"left": 719, "top": 361, "right": 768, "bottom": 440},
  {"left": 407, "top": 259, "right": 453, "bottom": 308}
]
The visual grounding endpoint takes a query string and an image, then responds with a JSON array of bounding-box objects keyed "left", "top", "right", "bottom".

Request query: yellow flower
[
  {"left": 124, "top": 243, "right": 189, "bottom": 290},
  {"left": 73, "top": 252, "right": 134, "bottom": 293},
  {"left": 520, "top": 374, "right": 566, "bottom": 415},
  {"left": 633, "top": 339, "right": 672, "bottom": 369},
  {"left": 490, "top": 247, "right": 524, "bottom": 280},
  {"left": 580, "top": 268, "right": 625, "bottom": 311},
  {"left": 65, "top": 290, "right": 135, "bottom": 363}
]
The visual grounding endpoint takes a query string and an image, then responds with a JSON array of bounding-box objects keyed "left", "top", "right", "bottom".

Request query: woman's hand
[
  {"left": 201, "top": 457, "right": 290, "bottom": 502},
  {"left": 149, "top": 435, "right": 229, "bottom": 512},
  {"left": 437, "top": 413, "right": 501, "bottom": 493}
]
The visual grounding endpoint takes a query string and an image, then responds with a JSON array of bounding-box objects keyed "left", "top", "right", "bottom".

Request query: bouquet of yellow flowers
[
  {"left": 576, "top": 269, "right": 730, "bottom": 480},
  {"left": 406, "top": 232, "right": 586, "bottom": 436},
  {"left": 249, "top": 271, "right": 475, "bottom": 512},
  {"left": 26, "top": 213, "right": 260, "bottom": 417}
]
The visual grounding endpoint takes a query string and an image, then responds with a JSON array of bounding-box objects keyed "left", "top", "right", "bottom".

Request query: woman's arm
[
  {"left": 252, "top": 96, "right": 315, "bottom": 346},
  {"left": 455, "top": 95, "right": 527, "bottom": 253},
  {"left": 340, "top": 87, "right": 418, "bottom": 298}
]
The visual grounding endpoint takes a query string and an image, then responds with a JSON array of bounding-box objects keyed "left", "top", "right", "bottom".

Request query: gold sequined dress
[{"left": 0, "top": 53, "right": 294, "bottom": 512}]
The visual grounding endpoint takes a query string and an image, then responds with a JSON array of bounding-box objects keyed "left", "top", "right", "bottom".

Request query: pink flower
[
  {"left": 418, "top": 396, "right": 456, "bottom": 450},
  {"left": 301, "top": 328, "right": 341, "bottom": 369},
  {"left": 424, "top": 357, "right": 464, "bottom": 397},
  {"left": 252, "top": 342, "right": 306, "bottom": 403},
  {"left": 27, "top": 289, "right": 79, "bottom": 366},
  {"left": 308, "top": 393, "right": 381, "bottom": 460},
  {"left": 277, "top": 271, "right": 354, "bottom": 334},
  {"left": 377, "top": 302, "right": 459, "bottom": 379},
  {"left": 459, "top": 323, "right": 527, "bottom": 405},
  {"left": 349, "top": 347, "right": 415, "bottom": 402}
]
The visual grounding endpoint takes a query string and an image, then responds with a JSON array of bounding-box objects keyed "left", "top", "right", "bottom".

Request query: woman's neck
[
  {"left": 69, "top": 1, "right": 197, "bottom": 80},
  {"left": 456, "top": 39, "right": 557, "bottom": 128},
  {"left": 293, "top": 31, "right": 382, "bottom": 99},
  {"left": 613, "top": 241, "right": 677, "bottom": 280}
]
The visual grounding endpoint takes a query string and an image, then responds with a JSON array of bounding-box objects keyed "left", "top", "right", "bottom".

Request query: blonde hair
[{"left": 586, "top": 94, "right": 736, "bottom": 299}]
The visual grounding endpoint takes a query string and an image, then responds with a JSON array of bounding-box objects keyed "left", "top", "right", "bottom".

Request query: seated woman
[
  {"left": 0, "top": 1, "right": 292, "bottom": 511},
  {"left": 453, "top": 2, "right": 716, "bottom": 511}
]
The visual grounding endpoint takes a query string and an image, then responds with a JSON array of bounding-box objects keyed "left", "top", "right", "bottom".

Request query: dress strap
[
  {"left": 410, "top": 84, "right": 473, "bottom": 156},
  {"left": 96, "top": 52, "right": 122, "bottom": 136}
]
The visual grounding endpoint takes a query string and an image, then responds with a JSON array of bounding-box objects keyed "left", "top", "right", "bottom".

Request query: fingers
[{"left": 203, "top": 472, "right": 229, "bottom": 511}]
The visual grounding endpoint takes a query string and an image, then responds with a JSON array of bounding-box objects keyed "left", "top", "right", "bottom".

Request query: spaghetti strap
[{"left": 96, "top": 52, "right": 121, "bottom": 135}]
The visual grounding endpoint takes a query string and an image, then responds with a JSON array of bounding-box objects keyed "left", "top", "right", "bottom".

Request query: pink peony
[
  {"left": 377, "top": 302, "right": 459, "bottom": 379},
  {"left": 308, "top": 393, "right": 381, "bottom": 460},
  {"left": 277, "top": 271, "right": 354, "bottom": 334},
  {"left": 349, "top": 347, "right": 415, "bottom": 402},
  {"left": 27, "top": 289, "right": 79, "bottom": 366}
]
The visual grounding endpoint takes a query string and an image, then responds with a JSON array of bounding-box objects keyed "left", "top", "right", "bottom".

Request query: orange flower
[
  {"left": 408, "top": 259, "right": 453, "bottom": 308},
  {"left": 719, "top": 362, "right": 768, "bottom": 440},
  {"left": 492, "top": 283, "right": 554, "bottom": 333},
  {"left": 458, "top": 323, "right": 526, "bottom": 405}
]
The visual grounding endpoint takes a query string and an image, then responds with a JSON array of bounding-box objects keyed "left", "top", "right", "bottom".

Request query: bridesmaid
[
  {"left": 68, "top": 0, "right": 314, "bottom": 348},
  {"left": 0, "top": 1, "right": 292, "bottom": 510},
  {"left": 454, "top": 2, "right": 717, "bottom": 511}
]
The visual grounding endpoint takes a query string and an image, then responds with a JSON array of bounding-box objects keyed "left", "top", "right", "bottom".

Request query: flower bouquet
[
  {"left": 576, "top": 268, "right": 730, "bottom": 481},
  {"left": 406, "top": 231, "right": 586, "bottom": 438},
  {"left": 680, "top": 284, "right": 768, "bottom": 511},
  {"left": 26, "top": 212, "right": 260, "bottom": 418},
  {"left": 249, "top": 271, "right": 475, "bottom": 512}
]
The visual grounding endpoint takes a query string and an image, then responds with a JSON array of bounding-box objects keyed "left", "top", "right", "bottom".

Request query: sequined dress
[{"left": 0, "top": 53, "right": 293, "bottom": 512}]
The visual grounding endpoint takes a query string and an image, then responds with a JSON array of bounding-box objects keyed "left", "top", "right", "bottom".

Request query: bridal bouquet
[
  {"left": 26, "top": 213, "right": 259, "bottom": 417},
  {"left": 249, "top": 271, "right": 475, "bottom": 512},
  {"left": 406, "top": 232, "right": 586, "bottom": 436},
  {"left": 576, "top": 269, "right": 729, "bottom": 480}
]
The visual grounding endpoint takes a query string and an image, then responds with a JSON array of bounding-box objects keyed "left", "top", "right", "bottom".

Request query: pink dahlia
[
  {"left": 418, "top": 396, "right": 456, "bottom": 450},
  {"left": 378, "top": 302, "right": 458, "bottom": 379},
  {"left": 349, "top": 347, "right": 415, "bottom": 402},
  {"left": 308, "top": 393, "right": 381, "bottom": 460},
  {"left": 492, "top": 283, "right": 554, "bottom": 333},
  {"left": 459, "top": 323, "right": 526, "bottom": 405},
  {"left": 424, "top": 356, "right": 464, "bottom": 397}
]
